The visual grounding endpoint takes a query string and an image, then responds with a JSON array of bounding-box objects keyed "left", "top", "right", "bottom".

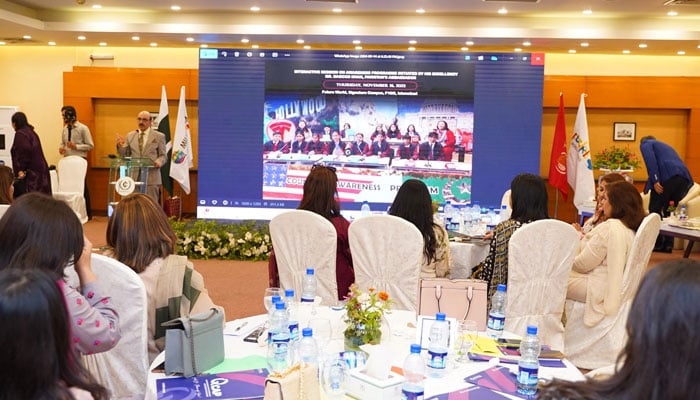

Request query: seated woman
[
  {"left": 389, "top": 179, "right": 450, "bottom": 278},
  {"left": 539, "top": 259, "right": 700, "bottom": 399},
  {"left": 0, "top": 193, "right": 120, "bottom": 356},
  {"left": 268, "top": 164, "right": 355, "bottom": 300},
  {"left": 471, "top": 173, "right": 549, "bottom": 300},
  {"left": 105, "top": 193, "right": 221, "bottom": 363},
  {"left": 572, "top": 172, "right": 626, "bottom": 235},
  {"left": 0, "top": 268, "right": 108, "bottom": 400}
]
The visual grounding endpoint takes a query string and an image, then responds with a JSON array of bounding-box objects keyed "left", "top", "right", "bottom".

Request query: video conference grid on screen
[{"left": 198, "top": 49, "right": 544, "bottom": 220}]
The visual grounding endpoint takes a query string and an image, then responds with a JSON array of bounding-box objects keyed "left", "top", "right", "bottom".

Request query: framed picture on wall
[{"left": 613, "top": 122, "right": 636, "bottom": 141}]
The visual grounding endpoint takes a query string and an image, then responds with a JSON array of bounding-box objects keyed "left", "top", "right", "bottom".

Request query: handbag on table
[
  {"left": 418, "top": 278, "right": 488, "bottom": 330},
  {"left": 264, "top": 363, "right": 320, "bottom": 400},
  {"left": 163, "top": 307, "right": 225, "bottom": 377}
]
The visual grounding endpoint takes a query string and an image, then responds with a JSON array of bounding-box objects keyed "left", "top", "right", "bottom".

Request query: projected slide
[{"left": 198, "top": 50, "right": 544, "bottom": 220}]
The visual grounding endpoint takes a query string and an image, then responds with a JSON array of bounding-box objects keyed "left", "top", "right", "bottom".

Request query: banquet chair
[
  {"left": 53, "top": 155, "right": 88, "bottom": 224},
  {"left": 564, "top": 213, "right": 661, "bottom": 369},
  {"left": 0, "top": 204, "right": 8, "bottom": 219},
  {"left": 348, "top": 215, "right": 423, "bottom": 312},
  {"left": 65, "top": 254, "right": 149, "bottom": 400},
  {"left": 500, "top": 189, "right": 511, "bottom": 210},
  {"left": 49, "top": 169, "right": 59, "bottom": 193},
  {"left": 505, "top": 219, "right": 579, "bottom": 350},
  {"left": 269, "top": 210, "right": 338, "bottom": 305}
]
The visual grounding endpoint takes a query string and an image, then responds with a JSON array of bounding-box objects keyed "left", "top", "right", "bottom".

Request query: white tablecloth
[
  {"left": 147, "top": 307, "right": 583, "bottom": 399},
  {"left": 449, "top": 240, "right": 490, "bottom": 278}
]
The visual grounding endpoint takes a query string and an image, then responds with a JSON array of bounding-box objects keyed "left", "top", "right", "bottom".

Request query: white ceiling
[{"left": 1, "top": 0, "right": 700, "bottom": 55}]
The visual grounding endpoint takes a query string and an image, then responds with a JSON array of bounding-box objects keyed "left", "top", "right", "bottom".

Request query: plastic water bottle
[
  {"left": 298, "top": 327, "right": 319, "bottom": 367},
  {"left": 500, "top": 204, "right": 511, "bottom": 221},
  {"left": 268, "top": 302, "right": 291, "bottom": 372},
  {"left": 401, "top": 343, "right": 425, "bottom": 400},
  {"left": 301, "top": 268, "right": 317, "bottom": 303},
  {"left": 360, "top": 201, "right": 371, "bottom": 217},
  {"left": 517, "top": 325, "right": 541, "bottom": 396},
  {"left": 268, "top": 295, "right": 282, "bottom": 319},
  {"left": 426, "top": 313, "right": 449, "bottom": 378},
  {"left": 679, "top": 205, "right": 688, "bottom": 222},
  {"left": 285, "top": 289, "right": 300, "bottom": 347},
  {"left": 487, "top": 284, "right": 507, "bottom": 338},
  {"left": 444, "top": 201, "right": 455, "bottom": 231}
]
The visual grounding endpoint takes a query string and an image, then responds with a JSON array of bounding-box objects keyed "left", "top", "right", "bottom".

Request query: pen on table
[{"left": 234, "top": 321, "right": 248, "bottom": 332}]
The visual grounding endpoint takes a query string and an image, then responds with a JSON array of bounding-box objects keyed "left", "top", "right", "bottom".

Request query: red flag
[{"left": 549, "top": 93, "right": 568, "bottom": 200}]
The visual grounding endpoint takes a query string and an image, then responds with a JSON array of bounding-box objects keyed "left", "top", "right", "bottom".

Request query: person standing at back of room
[
  {"left": 10, "top": 111, "right": 51, "bottom": 197},
  {"left": 59, "top": 105, "right": 95, "bottom": 220},
  {"left": 639, "top": 135, "right": 693, "bottom": 253}
]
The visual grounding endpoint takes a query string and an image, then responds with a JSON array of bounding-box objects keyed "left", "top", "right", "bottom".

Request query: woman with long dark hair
[
  {"left": 471, "top": 173, "right": 549, "bottom": 299},
  {"left": 0, "top": 164, "right": 14, "bottom": 205},
  {"left": 0, "top": 268, "right": 108, "bottom": 400},
  {"left": 10, "top": 112, "right": 51, "bottom": 196},
  {"left": 540, "top": 259, "right": 700, "bottom": 399},
  {"left": 389, "top": 179, "right": 450, "bottom": 278}
]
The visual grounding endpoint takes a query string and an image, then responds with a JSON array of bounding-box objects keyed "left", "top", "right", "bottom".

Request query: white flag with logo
[
  {"left": 169, "top": 86, "right": 193, "bottom": 194},
  {"left": 566, "top": 93, "right": 596, "bottom": 210}
]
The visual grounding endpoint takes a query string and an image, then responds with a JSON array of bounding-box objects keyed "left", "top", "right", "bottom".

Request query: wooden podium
[{"left": 106, "top": 157, "right": 155, "bottom": 216}]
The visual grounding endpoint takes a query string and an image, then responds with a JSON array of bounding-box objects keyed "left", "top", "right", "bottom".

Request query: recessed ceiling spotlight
[
  {"left": 241, "top": 38, "right": 250, "bottom": 43},
  {"left": 498, "top": 7, "right": 508, "bottom": 15},
  {"left": 0, "top": 41, "right": 5, "bottom": 45},
  {"left": 582, "top": 9, "right": 592, "bottom": 15},
  {"left": 568, "top": 49, "right": 576, "bottom": 54},
  {"left": 200, "top": 44, "right": 208, "bottom": 48},
  {"left": 23, "top": 35, "right": 31, "bottom": 40},
  {"left": 639, "top": 43, "right": 647, "bottom": 48},
  {"left": 461, "top": 47, "right": 469, "bottom": 51},
  {"left": 296, "top": 39, "right": 305, "bottom": 44},
  {"left": 250, "top": 6, "right": 260, "bottom": 12},
  {"left": 522, "top": 41, "right": 531, "bottom": 47},
  {"left": 77, "top": 35, "right": 86, "bottom": 41},
  {"left": 465, "top": 40, "right": 474, "bottom": 46},
  {"left": 678, "top": 50, "right": 686, "bottom": 55},
  {"left": 332, "top": 8, "right": 342, "bottom": 13},
  {"left": 514, "top": 48, "right": 522, "bottom": 52},
  {"left": 408, "top": 46, "right": 416, "bottom": 51},
  {"left": 131, "top": 35, "right": 140, "bottom": 41},
  {"left": 99, "top": 42, "right": 107, "bottom": 46},
  {"left": 416, "top": 8, "right": 426, "bottom": 14},
  {"left": 303, "top": 45, "right": 311, "bottom": 49},
  {"left": 171, "top": 5, "right": 181, "bottom": 11},
  {"left": 355, "top": 46, "right": 362, "bottom": 50},
  {"left": 92, "top": 4, "right": 102, "bottom": 9},
  {"left": 352, "top": 40, "right": 361, "bottom": 45},
  {"left": 580, "top": 42, "right": 589, "bottom": 47},
  {"left": 622, "top": 49, "right": 631, "bottom": 54},
  {"left": 150, "top": 42, "right": 158, "bottom": 47},
  {"left": 409, "top": 40, "right": 417, "bottom": 45},
  {"left": 252, "top": 44, "right": 259, "bottom": 49},
  {"left": 697, "top": 44, "right": 700, "bottom": 49},
  {"left": 667, "top": 10, "right": 678, "bottom": 16},
  {"left": 186, "top": 37, "right": 195, "bottom": 42},
  {"left": 48, "top": 41, "right": 56, "bottom": 46}
]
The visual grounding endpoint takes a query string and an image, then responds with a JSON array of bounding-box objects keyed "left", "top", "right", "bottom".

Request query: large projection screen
[{"left": 198, "top": 49, "right": 544, "bottom": 220}]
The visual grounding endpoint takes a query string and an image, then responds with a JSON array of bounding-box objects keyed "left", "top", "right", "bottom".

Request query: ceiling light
[
  {"left": 132, "top": 35, "right": 140, "bottom": 41},
  {"left": 332, "top": 8, "right": 342, "bottom": 13},
  {"left": 514, "top": 48, "right": 522, "bottom": 52},
  {"left": 678, "top": 50, "right": 686, "bottom": 55},
  {"left": 461, "top": 47, "right": 469, "bottom": 51},
  {"left": 77, "top": 35, "right": 86, "bottom": 41},
  {"left": 408, "top": 47, "right": 416, "bottom": 51},
  {"left": 0, "top": 42, "right": 5, "bottom": 45},
  {"left": 639, "top": 43, "right": 647, "bottom": 48},
  {"left": 582, "top": 9, "right": 592, "bottom": 15},
  {"left": 296, "top": 39, "right": 305, "bottom": 44},
  {"left": 622, "top": 49, "right": 631, "bottom": 54},
  {"left": 465, "top": 40, "right": 474, "bottom": 46},
  {"left": 568, "top": 49, "right": 576, "bottom": 54},
  {"left": 241, "top": 38, "right": 250, "bottom": 43},
  {"left": 252, "top": 44, "right": 259, "bottom": 49},
  {"left": 99, "top": 42, "right": 107, "bottom": 46},
  {"left": 150, "top": 42, "right": 158, "bottom": 47},
  {"left": 409, "top": 40, "right": 417, "bottom": 45},
  {"left": 186, "top": 37, "right": 194, "bottom": 42},
  {"left": 171, "top": 5, "right": 181, "bottom": 11},
  {"left": 416, "top": 8, "right": 426, "bottom": 14},
  {"left": 92, "top": 4, "right": 102, "bottom": 9},
  {"left": 355, "top": 46, "right": 362, "bottom": 50},
  {"left": 48, "top": 41, "right": 56, "bottom": 46},
  {"left": 498, "top": 7, "right": 508, "bottom": 15},
  {"left": 352, "top": 40, "right": 361, "bottom": 45},
  {"left": 250, "top": 6, "right": 260, "bottom": 12},
  {"left": 23, "top": 35, "right": 31, "bottom": 40},
  {"left": 667, "top": 11, "right": 678, "bottom": 16},
  {"left": 303, "top": 45, "right": 311, "bottom": 49},
  {"left": 580, "top": 42, "right": 589, "bottom": 47},
  {"left": 522, "top": 41, "right": 531, "bottom": 47},
  {"left": 697, "top": 44, "right": 700, "bottom": 49},
  {"left": 200, "top": 44, "right": 208, "bottom": 48}
]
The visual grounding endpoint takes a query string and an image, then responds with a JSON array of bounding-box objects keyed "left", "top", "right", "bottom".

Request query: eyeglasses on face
[{"left": 311, "top": 164, "right": 337, "bottom": 173}]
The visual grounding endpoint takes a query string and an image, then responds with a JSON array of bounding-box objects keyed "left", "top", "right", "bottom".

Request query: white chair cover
[
  {"left": 564, "top": 213, "right": 661, "bottom": 369},
  {"left": 0, "top": 204, "right": 9, "bottom": 220},
  {"left": 505, "top": 220, "right": 579, "bottom": 350},
  {"left": 50, "top": 169, "right": 59, "bottom": 193},
  {"left": 53, "top": 155, "right": 88, "bottom": 224},
  {"left": 65, "top": 254, "right": 149, "bottom": 400},
  {"left": 500, "top": 189, "right": 511, "bottom": 210},
  {"left": 269, "top": 210, "right": 338, "bottom": 305},
  {"left": 348, "top": 215, "right": 423, "bottom": 312}
]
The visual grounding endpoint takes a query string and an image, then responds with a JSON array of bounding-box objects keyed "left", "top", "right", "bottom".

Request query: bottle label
[
  {"left": 427, "top": 350, "right": 447, "bottom": 369},
  {"left": 517, "top": 365, "right": 539, "bottom": 389},
  {"left": 288, "top": 322, "right": 299, "bottom": 341},
  {"left": 487, "top": 313, "right": 505, "bottom": 331},
  {"left": 271, "top": 337, "right": 290, "bottom": 361},
  {"left": 401, "top": 389, "right": 424, "bottom": 400},
  {"left": 300, "top": 297, "right": 314, "bottom": 303}
]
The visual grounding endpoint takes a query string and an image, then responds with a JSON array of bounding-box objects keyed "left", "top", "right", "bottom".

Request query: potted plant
[{"left": 592, "top": 146, "right": 641, "bottom": 171}]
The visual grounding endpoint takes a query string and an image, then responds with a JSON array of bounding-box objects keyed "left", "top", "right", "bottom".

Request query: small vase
[{"left": 343, "top": 321, "right": 382, "bottom": 352}]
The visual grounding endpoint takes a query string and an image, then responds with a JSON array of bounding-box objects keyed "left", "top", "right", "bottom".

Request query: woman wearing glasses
[{"left": 268, "top": 164, "right": 355, "bottom": 300}]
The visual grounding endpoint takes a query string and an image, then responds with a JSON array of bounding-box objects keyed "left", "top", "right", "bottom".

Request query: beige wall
[{"left": 1, "top": 46, "right": 700, "bottom": 167}]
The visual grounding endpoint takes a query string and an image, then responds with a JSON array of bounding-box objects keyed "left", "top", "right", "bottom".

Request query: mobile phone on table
[
  {"left": 243, "top": 326, "right": 265, "bottom": 343},
  {"left": 497, "top": 338, "right": 521, "bottom": 348}
]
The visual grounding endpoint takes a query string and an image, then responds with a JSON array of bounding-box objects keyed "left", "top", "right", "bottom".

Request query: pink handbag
[{"left": 418, "top": 278, "right": 488, "bottom": 331}]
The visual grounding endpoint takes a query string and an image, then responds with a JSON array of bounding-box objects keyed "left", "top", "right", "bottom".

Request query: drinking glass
[
  {"left": 264, "top": 287, "right": 281, "bottom": 313},
  {"left": 455, "top": 320, "right": 478, "bottom": 362},
  {"left": 308, "top": 318, "right": 332, "bottom": 353},
  {"left": 321, "top": 355, "right": 348, "bottom": 400}
]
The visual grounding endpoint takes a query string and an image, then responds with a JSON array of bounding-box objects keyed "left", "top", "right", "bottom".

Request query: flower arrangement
[
  {"left": 344, "top": 284, "right": 392, "bottom": 348},
  {"left": 169, "top": 218, "right": 271, "bottom": 261},
  {"left": 592, "top": 146, "right": 641, "bottom": 170},
  {"left": 667, "top": 200, "right": 676, "bottom": 216}
]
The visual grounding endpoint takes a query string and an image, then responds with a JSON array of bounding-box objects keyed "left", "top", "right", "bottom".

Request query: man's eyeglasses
[{"left": 312, "top": 164, "right": 336, "bottom": 173}]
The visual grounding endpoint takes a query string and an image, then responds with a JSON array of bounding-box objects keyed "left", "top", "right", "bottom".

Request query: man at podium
[{"left": 116, "top": 111, "right": 166, "bottom": 201}]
